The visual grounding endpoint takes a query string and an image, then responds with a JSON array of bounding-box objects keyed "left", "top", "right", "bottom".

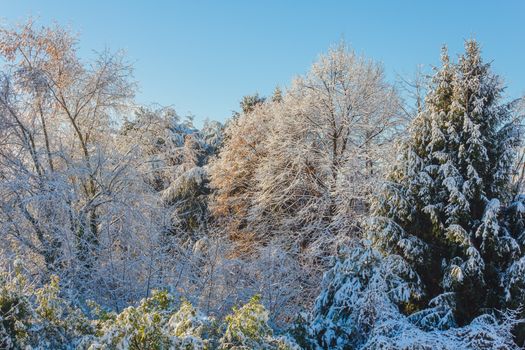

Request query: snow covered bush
[
  {"left": 218, "top": 295, "right": 273, "bottom": 349},
  {"left": 0, "top": 260, "right": 298, "bottom": 349},
  {"left": 86, "top": 292, "right": 298, "bottom": 350},
  {"left": 306, "top": 243, "right": 421, "bottom": 349},
  {"left": 86, "top": 290, "right": 218, "bottom": 349},
  {"left": 306, "top": 242, "right": 521, "bottom": 349},
  {"left": 219, "top": 295, "right": 300, "bottom": 350},
  {"left": 167, "top": 300, "right": 218, "bottom": 349},
  {"left": 85, "top": 290, "right": 176, "bottom": 349},
  {"left": 0, "top": 262, "right": 92, "bottom": 349}
]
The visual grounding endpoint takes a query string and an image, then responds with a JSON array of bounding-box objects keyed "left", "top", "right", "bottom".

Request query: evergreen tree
[
  {"left": 271, "top": 86, "right": 283, "bottom": 103},
  {"left": 236, "top": 93, "right": 266, "bottom": 116},
  {"left": 369, "top": 40, "right": 522, "bottom": 325},
  {"left": 308, "top": 40, "right": 525, "bottom": 348}
]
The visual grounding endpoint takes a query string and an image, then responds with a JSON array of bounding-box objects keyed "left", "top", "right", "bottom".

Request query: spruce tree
[
  {"left": 369, "top": 39, "right": 523, "bottom": 329},
  {"left": 308, "top": 40, "right": 525, "bottom": 349}
]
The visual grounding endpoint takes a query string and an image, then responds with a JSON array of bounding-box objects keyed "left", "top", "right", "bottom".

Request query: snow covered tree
[
  {"left": 511, "top": 98, "right": 525, "bottom": 192},
  {"left": 0, "top": 20, "right": 135, "bottom": 278},
  {"left": 239, "top": 93, "right": 266, "bottom": 115},
  {"left": 119, "top": 106, "right": 221, "bottom": 243},
  {"left": 209, "top": 43, "right": 404, "bottom": 324},
  {"left": 308, "top": 40, "right": 525, "bottom": 348},
  {"left": 0, "top": 20, "right": 176, "bottom": 310},
  {"left": 254, "top": 42, "right": 403, "bottom": 245},
  {"left": 369, "top": 40, "right": 524, "bottom": 326},
  {"left": 211, "top": 43, "right": 403, "bottom": 252},
  {"left": 209, "top": 99, "right": 275, "bottom": 250},
  {"left": 202, "top": 119, "right": 225, "bottom": 155},
  {"left": 271, "top": 86, "right": 283, "bottom": 103}
]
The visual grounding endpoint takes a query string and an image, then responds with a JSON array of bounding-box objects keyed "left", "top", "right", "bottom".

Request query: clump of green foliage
[
  {"left": 0, "top": 264, "right": 300, "bottom": 350},
  {"left": 0, "top": 261, "right": 93, "bottom": 349}
]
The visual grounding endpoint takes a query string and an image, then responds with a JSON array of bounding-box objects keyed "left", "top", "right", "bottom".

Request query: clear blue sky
[{"left": 2, "top": 0, "right": 524, "bottom": 126}]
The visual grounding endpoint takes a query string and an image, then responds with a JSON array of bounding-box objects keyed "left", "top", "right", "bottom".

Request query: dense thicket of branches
[{"left": 0, "top": 20, "right": 524, "bottom": 349}]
